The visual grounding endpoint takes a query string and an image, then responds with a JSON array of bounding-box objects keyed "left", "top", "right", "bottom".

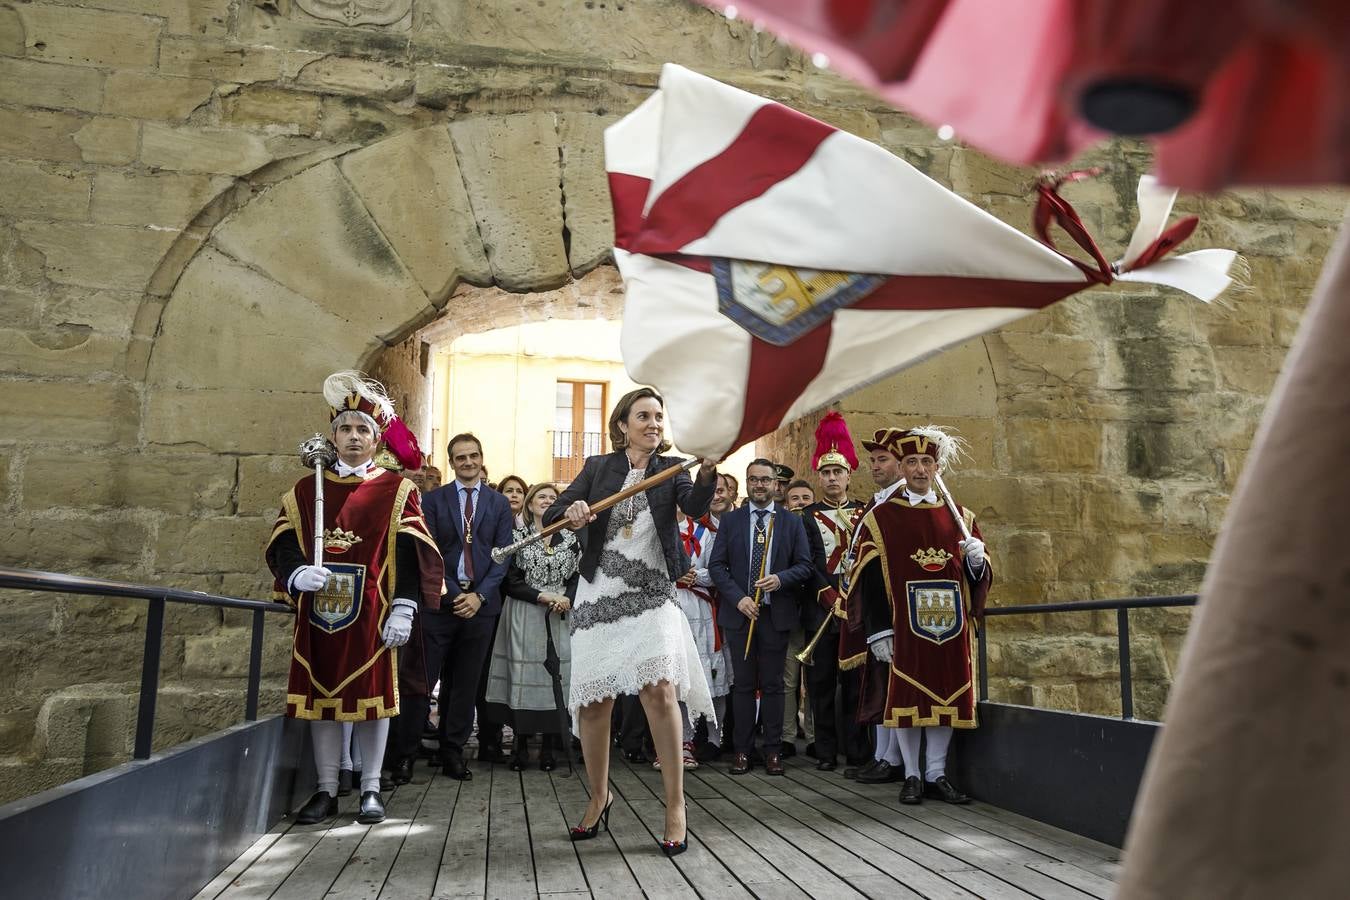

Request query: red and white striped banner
[{"left": 608, "top": 65, "right": 1236, "bottom": 460}]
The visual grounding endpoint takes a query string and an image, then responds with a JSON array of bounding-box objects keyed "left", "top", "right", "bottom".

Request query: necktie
[
  {"left": 462, "top": 487, "right": 475, "bottom": 580},
  {"left": 748, "top": 509, "right": 768, "bottom": 595}
]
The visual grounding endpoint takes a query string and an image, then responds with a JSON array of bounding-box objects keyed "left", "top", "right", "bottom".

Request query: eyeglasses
[{"left": 746, "top": 476, "right": 776, "bottom": 485}]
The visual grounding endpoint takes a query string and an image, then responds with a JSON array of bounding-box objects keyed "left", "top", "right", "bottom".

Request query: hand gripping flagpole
[
  {"left": 491, "top": 458, "right": 702, "bottom": 564},
  {"left": 299, "top": 434, "right": 339, "bottom": 569},
  {"left": 932, "top": 469, "right": 978, "bottom": 637}
]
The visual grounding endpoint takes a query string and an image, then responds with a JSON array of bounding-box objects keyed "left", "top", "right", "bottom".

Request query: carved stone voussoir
[{"left": 296, "top": 0, "right": 411, "bottom": 27}]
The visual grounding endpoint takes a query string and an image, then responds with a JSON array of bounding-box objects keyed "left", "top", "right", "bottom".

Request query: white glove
[
  {"left": 869, "top": 636, "right": 893, "bottom": 663},
  {"left": 960, "top": 537, "right": 986, "bottom": 569},
  {"left": 382, "top": 599, "right": 416, "bottom": 648},
  {"left": 290, "top": 565, "right": 330, "bottom": 593}
]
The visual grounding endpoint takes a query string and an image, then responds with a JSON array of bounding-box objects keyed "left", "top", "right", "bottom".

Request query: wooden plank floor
[{"left": 193, "top": 748, "right": 1120, "bottom": 900}]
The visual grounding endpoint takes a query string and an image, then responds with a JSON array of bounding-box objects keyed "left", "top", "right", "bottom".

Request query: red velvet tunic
[
  {"left": 267, "top": 469, "right": 442, "bottom": 722},
  {"left": 844, "top": 497, "right": 991, "bottom": 729}
]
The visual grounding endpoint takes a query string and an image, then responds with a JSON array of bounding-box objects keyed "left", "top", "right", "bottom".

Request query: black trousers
[
  {"left": 475, "top": 615, "right": 504, "bottom": 750},
  {"left": 839, "top": 666, "right": 871, "bottom": 763},
  {"left": 392, "top": 609, "right": 497, "bottom": 760},
  {"left": 806, "top": 620, "right": 841, "bottom": 760},
  {"left": 618, "top": 693, "right": 650, "bottom": 754},
  {"left": 725, "top": 623, "right": 789, "bottom": 753}
]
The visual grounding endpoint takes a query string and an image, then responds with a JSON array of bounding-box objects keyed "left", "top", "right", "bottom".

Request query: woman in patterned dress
[
  {"left": 544, "top": 387, "right": 718, "bottom": 855},
  {"left": 483, "top": 482, "right": 579, "bottom": 771}
]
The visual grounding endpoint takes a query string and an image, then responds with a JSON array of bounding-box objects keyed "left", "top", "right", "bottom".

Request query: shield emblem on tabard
[
  {"left": 712, "top": 258, "right": 887, "bottom": 347},
  {"left": 905, "top": 579, "right": 964, "bottom": 645},
  {"left": 308, "top": 562, "right": 366, "bottom": 634}
]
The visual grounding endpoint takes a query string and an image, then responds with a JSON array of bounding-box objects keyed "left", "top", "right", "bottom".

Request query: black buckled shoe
[
  {"left": 927, "top": 776, "right": 970, "bottom": 804},
  {"left": 294, "top": 790, "right": 338, "bottom": 825},
  {"left": 899, "top": 776, "right": 923, "bottom": 805},
  {"left": 857, "top": 760, "right": 901, "bottom": 784},
  {"left": 844, "top": 759, "right": 879, "bottom": 780},
  {"left": 441, "top": 752, "right": 473, "bottom": 781},
  {"left": 390, "top": 757, "right": 414, "bottom": 785},
  {"left": 357, "top": 791, "right": 386, "bottom": 824}
]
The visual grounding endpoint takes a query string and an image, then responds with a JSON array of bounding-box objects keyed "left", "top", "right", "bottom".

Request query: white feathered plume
[
  {"left": 322, "top": 370, "right": 395, "bottom": 423},
  {"left": 907, "top": 425, "right": 969, "bottom": 471}
]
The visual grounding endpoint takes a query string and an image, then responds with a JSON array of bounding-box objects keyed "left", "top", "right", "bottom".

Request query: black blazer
[
  {"left": 709, "top": 503, "right": 815, "bottom": 633},
  {"left": 796, "top": 507, "right": 835, "bottom": 633},
  {"left": 542, "top": 451, "right": 716, "bottom": 582},
  {"left": 421, "top": 481, "right": 514, "bottom": 617}
]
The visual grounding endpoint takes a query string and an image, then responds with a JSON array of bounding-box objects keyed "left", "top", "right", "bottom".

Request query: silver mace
[{"left": 299, "top": 433, "right": 339, "bottom": 570}]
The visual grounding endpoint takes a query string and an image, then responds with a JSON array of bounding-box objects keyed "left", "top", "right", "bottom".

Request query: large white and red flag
[{"left": 607, "top": 64, "right": 1237, "bottom": 460}]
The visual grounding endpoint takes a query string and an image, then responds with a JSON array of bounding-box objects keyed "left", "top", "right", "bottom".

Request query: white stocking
[
  {"left": 924, "top": 726, "right": 953, "bottom": 781},
  {"left": 878, "top": 726, "right": 902, "bottom": 766},
  {"left": 897, "top": 727, "right": 923, "bottom": 779},
  {"left": 311, "top": 720, "right": 343, "bottom": 796},
  {"left": 340, "top": 722, "right": 354, "bottom": 770},
  {"left": 354, "top": 718, "right": 390, "bottom": 794}
]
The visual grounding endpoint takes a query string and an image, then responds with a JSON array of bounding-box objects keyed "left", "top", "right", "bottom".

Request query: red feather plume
[
  {"left": 382, "top": 416, "right": 425, "bottom": 472},
  {"left": 812, "top": 411, "right": 859, "bottom": 471}
]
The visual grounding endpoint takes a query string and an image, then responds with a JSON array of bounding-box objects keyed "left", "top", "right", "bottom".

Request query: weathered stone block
[
  {"left": 16, "top": 222, "right": 177, "bottom": 291},
  {"left": 184, "top": 629, "right": 251, "bottom": 678},
  {"left": 41, "top": 286, "right": 142, "bottom": 336},
  {"left": 141, "top": 124, "right": 273, "bottom": 176},
  {"left": 1101, "top": 339, "right": 1217, "bottom": 392},
  {"left": 0, "top": 4, "right": 22, "bottom": 56},
  {"left": 1213, "top": 346, "right": 1283, "bottom": 394},
  {"left": 73, "top": 117, "right": 139, "bottom": 165},
  {"left": 17, "top": 4, "right": 161, "bottom": 70},
  {"left": 0, "top": 160, "right": 90, "bottom": 221},
  {"left": 0, "top": 516, "right": 149, "bottom": 570},
  {"left": 949, "top": 151, "right": 1034, "bottom": 198},
  {"left": 449, "top": 113, "right": 570, "bottom": 292},
  {"left": 0, "top": 106, "right": 86, "bottom": 162},
  {"left": 210, "top": 160, "right": 431, "bottom": 341},
  {"left": 557, "top": 113, "right": 617, "bottom": 276},
  {"left": 236, "top": 456, "right": 305, "bottom": 517},
  {"left": 996, "top": 531, "right": 1056, "bottom": 584},
  {"left": 1029, "top": 683, "right": 1080, "bottom": 712},
  {"left": 22, "top": 452, "right": 234, "bottom": 515},
  {"left": 144, "top": 387, "right": 320, "bottom": 454},
  {"left": 0, "top": 57, "right": 104, "bottom": 113},
  {"left": 158, "top": 36, "right": 286, "bottom": 82},
  {"left": 998, "top": 636, "right": 1121, "bottom": 680},
  {"left": 102, "top": 72, "right": 215, "bottom": 121},
  {"left": 0, "top": 328, "right": 126, "bottom": 378},
  {"left": 986, "top": 332, "right": 1102, "bottom": 387},
  {"left": 1005, "top": 418, "right": 1101, "bottom": 473},
  {"left": 92, "top": 171, "right": 231, "bottom": 230},
  {"left": 0, "top": 381, "right": 136, "bottom": 445},
  {"left": 843, "top": 337, "right": 999, "bottom": 418},
  {"left": 148, "top": 248, "right": 379, "bottom": 391},
  {"left": 154, "top": 515, "right": 273, "bottom": 575},
  {"left": 339, "top": 126, "right": 492, "bottom": 300},
  {"left": 221, "top": 85, "right": 322, "bottom": 133},
  {"left": 0, "top": 759, "right": 86, "bottom": 805},
  {"left": 296, "top": 56, "right": 414, "bottom": 100}
]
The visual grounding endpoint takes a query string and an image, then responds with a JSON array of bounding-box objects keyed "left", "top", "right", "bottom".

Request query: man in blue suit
[
  {"left": 710, "top": 458, "right": 815, "bottom": 776},
  {"left": 390, "top": 432, "right": 513, "bottom": 782}
]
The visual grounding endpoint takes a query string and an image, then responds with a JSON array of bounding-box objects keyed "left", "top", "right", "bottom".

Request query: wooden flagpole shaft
[
  {"left": 491, "top": 457, "right": 702, "bottom": 563},
  {"left": 933, "top": 469, "right": 978, "bottom": 637},
  {"left": 743, "top": 513, "right": 776, "bottom": 659}
]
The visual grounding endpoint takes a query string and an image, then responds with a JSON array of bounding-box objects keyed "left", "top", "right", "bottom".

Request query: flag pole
[{"left": 491, "top": 458, "right": 702, "bottom": 563}]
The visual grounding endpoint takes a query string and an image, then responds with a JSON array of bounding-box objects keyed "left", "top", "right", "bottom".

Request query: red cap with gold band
[
  {"left": 322, "top": 371, "right": 423, "bottom": 471},
  {"left": 861, "top": 425, "right": 963, "bottom": 468}
]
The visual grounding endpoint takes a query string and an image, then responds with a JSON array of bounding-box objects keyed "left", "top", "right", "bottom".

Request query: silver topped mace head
[{"left": 300, "top": 433, "right": 339, "bottom": 469}]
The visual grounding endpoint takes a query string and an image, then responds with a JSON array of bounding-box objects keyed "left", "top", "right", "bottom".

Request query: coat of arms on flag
[{"left": 606, "top": 64, "right": 1237, "bottom": 461}]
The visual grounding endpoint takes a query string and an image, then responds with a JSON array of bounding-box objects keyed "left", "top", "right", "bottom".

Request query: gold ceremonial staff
[
  {"left": 742, "top": 513, "right": 776, "bottom": 659},
  {"left": 491, "top": 458, "right": 702, "bottom": 563}
]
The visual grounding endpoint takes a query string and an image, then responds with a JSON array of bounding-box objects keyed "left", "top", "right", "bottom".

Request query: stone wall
[{"left": 0, "top": 0, "right": 1343, "bottom": 802}]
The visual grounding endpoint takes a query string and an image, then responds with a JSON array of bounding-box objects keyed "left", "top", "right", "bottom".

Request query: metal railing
[
  {"left": 0, "top": 566, "right": 294, "bottom": 760},
  {"left": 977, "top": 593, "right": 1198, "bottom": 720},
  {"left": 550, "top": 429, "right": 604, "bottom": 482}
]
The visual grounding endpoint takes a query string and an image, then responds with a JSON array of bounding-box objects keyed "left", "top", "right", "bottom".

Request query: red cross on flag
[{"left": 607, "top": 65, "right": 1237, "bottom": 461}]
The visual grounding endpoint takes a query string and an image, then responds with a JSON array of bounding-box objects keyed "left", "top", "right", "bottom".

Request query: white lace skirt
[{"left": 567, "top": 505, "right": 714, "bottom": 725}]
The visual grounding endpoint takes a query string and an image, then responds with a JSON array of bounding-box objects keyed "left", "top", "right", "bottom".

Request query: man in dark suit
[
  {"left": 389, "top": 432, "right": 513, "bottom": 782},
  {"left": 709, "top": 459, "right": 815, "bottom": 776}
]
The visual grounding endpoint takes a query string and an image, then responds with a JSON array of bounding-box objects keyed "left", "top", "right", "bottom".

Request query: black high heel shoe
[
  {"left": 659, "top": 805, "right": 688, "bottom": 857},
  {"left": 569, "top": 792, "right": 613, "bottom": 841}
]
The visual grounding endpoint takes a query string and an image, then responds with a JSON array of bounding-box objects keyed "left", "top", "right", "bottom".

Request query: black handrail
[
  {"left": 977, "top": 593, "right": 1198, "bottom": 720},
  {"left": 0, "top": 566, "right": 294, "bottom": 759}
]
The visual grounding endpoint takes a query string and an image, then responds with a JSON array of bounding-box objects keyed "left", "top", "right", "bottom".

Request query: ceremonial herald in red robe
[
  {"left": 267, "top": 469, "right": 442, "bottom": 722},
  {"left": 845, "top": 498, "right": 991, "bottom": 729}
]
